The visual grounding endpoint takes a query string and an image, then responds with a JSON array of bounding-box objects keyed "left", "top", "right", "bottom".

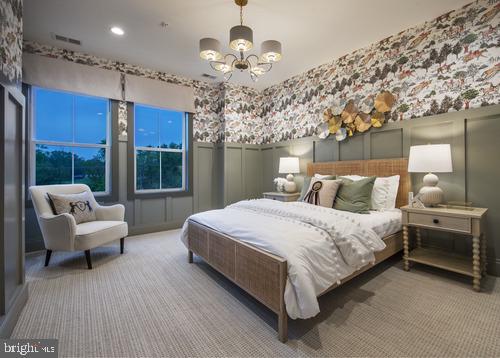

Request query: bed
[{"left": 182, "top": 158, "right": 411, "bottom": 342}]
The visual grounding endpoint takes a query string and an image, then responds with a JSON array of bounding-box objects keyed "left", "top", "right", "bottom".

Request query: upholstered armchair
[{"left": 30, "top": 184, "right": 128, "bottom": 269}]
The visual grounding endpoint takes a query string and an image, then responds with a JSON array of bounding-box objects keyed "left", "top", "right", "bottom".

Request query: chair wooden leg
[
  {"left": 120, "top": 238, "right": 125, "bottom": 254},
  {"left": 44, "top": 250, "right": 52, "bottom": 267},
  {"left": 84, "top": 250, "right": 92, "bottom": 270}
]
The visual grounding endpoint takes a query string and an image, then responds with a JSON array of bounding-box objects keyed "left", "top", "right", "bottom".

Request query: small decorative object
[
  {"left": 340, "top": 100, "right": 358, "bottom": 124},
  {"left": 335, "top": 127, "right": 347, "bottom": 141},
  {"left": 316, "top": 90, "right": 395, "bottom": 142},
  {"left": 278, "top": 157, "right": 300, "bottom": 193},
  {"left": 354, "top": 112, "right": 372, "bottom": 132},
  {"left": 317, "top": 122, "right": 330, "bottom": 139},
  {"left": 328, "top": 116, "right": 342, "bottom": 134},
  {"left": 371, "top": 111, "right": 386, "bottom": 127},
  {"left": 410, "top": 193, "right": 426, "bottom": 208},
  {"left": 374, "top": 91, "right": 396, "bottom": 113},
  {"left": 408, "top": 144, "right": 453, "bottom": 207},
  {"left": 273, "top": 177, "right": 287, "bottom": 192}
]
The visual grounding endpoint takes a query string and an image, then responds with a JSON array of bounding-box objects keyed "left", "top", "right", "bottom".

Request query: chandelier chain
[{"left": 240, "top": 4, "right": 243, "bottom": 26}]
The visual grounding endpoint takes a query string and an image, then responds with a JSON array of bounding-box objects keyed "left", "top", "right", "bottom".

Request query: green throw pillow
[
  {"left": 333, "top": 176, "right": 376, "bottom": 213},
  {"left": 298, "top": 175, "right": 336, "bottom": 201}
]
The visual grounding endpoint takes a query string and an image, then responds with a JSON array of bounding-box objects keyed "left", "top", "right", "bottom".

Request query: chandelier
[{"left": 199, "top": 0, "right": 282, "bottom": 82}]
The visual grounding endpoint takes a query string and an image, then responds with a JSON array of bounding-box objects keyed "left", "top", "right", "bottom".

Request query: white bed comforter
[{"left": 181, "top": 199, "right": 388, "bottom": 319}]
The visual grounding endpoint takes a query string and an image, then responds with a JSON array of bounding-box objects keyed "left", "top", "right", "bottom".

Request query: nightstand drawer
[{"left": 408, "top": 212, "right": 471, "bottom": 233}]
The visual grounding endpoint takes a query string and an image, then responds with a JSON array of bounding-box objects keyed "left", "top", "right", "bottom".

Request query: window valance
[{"left": 23, "top": 53, "right": 196, "bottom": 113}]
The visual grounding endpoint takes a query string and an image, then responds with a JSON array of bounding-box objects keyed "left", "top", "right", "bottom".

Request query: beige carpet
[{"left": 13, "top": 229, "right": 500, "bottom": 357}]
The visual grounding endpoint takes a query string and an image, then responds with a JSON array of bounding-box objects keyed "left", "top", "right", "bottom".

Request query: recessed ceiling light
[{"left": 110, "top": 26, "right": 124, "bottom": 36}]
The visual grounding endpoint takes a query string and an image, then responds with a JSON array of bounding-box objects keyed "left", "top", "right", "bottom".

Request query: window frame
[
  {"left": 29, "top": 86, "right": 112, "bottom": 196},
  {"left": 127, "top": 102, "right": 193, "bottom": 199}
]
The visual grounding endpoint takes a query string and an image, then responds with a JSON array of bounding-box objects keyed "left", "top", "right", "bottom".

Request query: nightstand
[
  {"left": 263, "top": 192, "right": 300, "bottom": 202},
  {"left": 401, "top": 205, "right": 488, "bottom": 291}
]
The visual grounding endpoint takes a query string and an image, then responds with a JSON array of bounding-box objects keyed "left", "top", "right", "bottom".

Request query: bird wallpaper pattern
[
  {"left": 0, "top": 0, "right": 23, "bottom": 85},
  {"left": 260, "top": 0, "right": 500, "bottom": 143},
  {"left": 22, "top": 0, "right": 500, "bottom": 145}
]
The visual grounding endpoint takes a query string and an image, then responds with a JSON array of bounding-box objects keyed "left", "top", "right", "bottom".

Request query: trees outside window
[
  {"left": 32, "top": 87, "right": 109, "bottom": 193},
  {"left": 134, "top": 104, "right": 186, "bottom": 192}
]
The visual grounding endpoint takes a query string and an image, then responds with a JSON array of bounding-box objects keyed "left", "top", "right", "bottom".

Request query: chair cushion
[{"left": 75, "top": 221, "right": 128, "bottom": 251}]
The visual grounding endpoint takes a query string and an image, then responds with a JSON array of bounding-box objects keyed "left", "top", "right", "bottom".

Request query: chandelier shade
[
  {"left": 260, "top": 40, "right": 282, "bottom": 63},
  {"left": 229, "top": 25, "right": 254, "bottom": 52},
  {"left": 199, "top": 0, "right": 282, "bottom": 82},
  {"left": 199, "top": 38, "right": 223, "bottom": 61}
]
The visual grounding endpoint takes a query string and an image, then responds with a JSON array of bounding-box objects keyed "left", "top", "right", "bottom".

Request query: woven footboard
[{"left": 187, "top": 220, "right": 288, "bottom": 342}]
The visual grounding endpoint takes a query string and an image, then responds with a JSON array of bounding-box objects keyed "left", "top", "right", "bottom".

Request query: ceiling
[{"left": 23, "top": 0, "right": 472, "bottom": 90}]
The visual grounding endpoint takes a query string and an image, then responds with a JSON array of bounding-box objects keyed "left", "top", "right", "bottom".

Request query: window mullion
[{"left": 158, "top": 110, "right": 162, "bottom": 189}]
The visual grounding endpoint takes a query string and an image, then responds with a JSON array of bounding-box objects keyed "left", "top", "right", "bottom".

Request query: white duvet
[{"left": 181, "top": 199, "right": 400, "bottom": 319}]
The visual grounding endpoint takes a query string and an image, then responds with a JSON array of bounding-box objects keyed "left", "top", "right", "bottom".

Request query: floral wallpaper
[
  {"left": 261, "top": 0, "right": 500, "bottom": 143},
  {"left": 23, "top": 41, "right": 260, "bottom": 144},
  {"left": 22, "top": 0, "right": 499, "bottom": 145},
  {"left": 0, "top": 0, "right": 23, "bottom": 85}
]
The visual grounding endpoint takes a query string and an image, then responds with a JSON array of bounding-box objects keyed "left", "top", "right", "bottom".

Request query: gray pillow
[
  {"left": 333, "top": 177, "right": 376, "bottom": 213},
  {"left": 48, "top": 191, "right": 96, "bottom": 224}
]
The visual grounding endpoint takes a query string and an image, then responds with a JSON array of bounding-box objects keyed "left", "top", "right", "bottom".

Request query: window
[
  {"left": 31, "top": 87, "right": 110, "bottom": 194},
  {"left": 134, "top": 104, "right": 186, "bottom": 193}
]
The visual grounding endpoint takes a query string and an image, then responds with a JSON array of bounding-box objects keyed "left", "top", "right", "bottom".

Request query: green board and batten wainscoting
[{"left": 25, "top": 104, "right": 500, "bottom": 276}]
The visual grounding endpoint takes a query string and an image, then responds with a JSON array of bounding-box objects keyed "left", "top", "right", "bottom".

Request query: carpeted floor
[{"left": 12, "top": 229, "right": 500, "bottom": 357}]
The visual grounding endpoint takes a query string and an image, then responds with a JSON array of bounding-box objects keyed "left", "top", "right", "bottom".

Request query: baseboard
[
  {"left": 0, "top": 283, "right": 29, "bottom": 338},
  {"left": 128, "top": 220, "right": 184, "bottom": 236}
]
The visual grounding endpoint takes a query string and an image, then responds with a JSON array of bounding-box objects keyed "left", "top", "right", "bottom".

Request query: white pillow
[
  {"left": 339, "top": 175, "right": 400, "bottom": 210},
  {"left": 314, "top": 173, "right": 334, "bottom": 179}
]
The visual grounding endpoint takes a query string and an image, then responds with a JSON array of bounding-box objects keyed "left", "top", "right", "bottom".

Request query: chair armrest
[
  {"left": 95, "top": 204, "right": 125, "bottom": 221},
  {"left": 38, "top": 213, "right": 76, "bottom": 251}
]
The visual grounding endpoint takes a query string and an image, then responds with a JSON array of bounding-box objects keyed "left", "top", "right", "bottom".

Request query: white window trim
[
  {"left": 30, "top": 87, "right": 111, "bottom": 196},
  {"left": 134, "top": 108, "right": 187, "bottom": 194}
]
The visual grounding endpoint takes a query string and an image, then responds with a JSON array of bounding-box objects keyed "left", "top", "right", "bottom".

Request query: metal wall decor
[{"left": 317, "top": 91, "right": 396, "bottom": 141}]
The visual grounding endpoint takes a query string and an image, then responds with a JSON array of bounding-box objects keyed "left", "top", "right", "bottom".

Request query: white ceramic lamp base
[
  {"left": 284, "top": 174, "right": 297, "bottom": 193},
  {"left": 418, "top": 172, "right": 444, "bottom": 207}
]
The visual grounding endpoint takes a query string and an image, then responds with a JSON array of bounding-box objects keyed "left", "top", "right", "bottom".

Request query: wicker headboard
[{"left": 307, "top": 158, "right": 411, "bottom": 208}]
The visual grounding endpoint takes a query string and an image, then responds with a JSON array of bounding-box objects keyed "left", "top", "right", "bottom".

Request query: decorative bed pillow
[
  {"left": 302, "top": 179, "right": 342, "bottom": 208},
  {"left": 339, "top": 175, "right": 400, "bottom": 210},
  {"left": 334, "top": 176, "right": 376, "bottom": 213},
  {"left": 47, "top": 191, "right": 96, "bottom": 224},
  {"left": 314, "top": 174, "right": 335, "bottom": 180},
  {"left": 298, "top": 174, "right": 336, "bottom": 201}
]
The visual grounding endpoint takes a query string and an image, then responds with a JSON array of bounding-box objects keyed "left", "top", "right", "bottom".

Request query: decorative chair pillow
[
  {"left": 298, "top": 174, "right": 336, "bottom": 201},
  {"left": 334, "top": 176, "right": 376, "bottom": 213},
  {"left": 302, "top": 179, "right": 342, "bottom": 208},
  {"left": 47, "top": 191, "right": 97, "bottom": 224},
  {"left": 339, "top": 175, "right": 400, "bottom": 210}
]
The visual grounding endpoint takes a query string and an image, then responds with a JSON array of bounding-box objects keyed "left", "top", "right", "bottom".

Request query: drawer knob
[{"left": 433, "top": 218, "right": 440, "bottom": 224}]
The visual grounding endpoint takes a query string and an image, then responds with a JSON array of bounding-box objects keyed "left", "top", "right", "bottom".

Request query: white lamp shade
[
  {"left": 260, "top": 40, "right": 282, "bottom": 63},
  {"left": 229, "top": 25, "right": 253, "bottom": 52},
  {"left": 279, "top": 157, "right": 300, "bottom": 174},
  {"left": 199, "top": 38, "right": 223, "bottom": 61},
  {"left": 408, "top": 144, "right": 453, "bottom": 173}
]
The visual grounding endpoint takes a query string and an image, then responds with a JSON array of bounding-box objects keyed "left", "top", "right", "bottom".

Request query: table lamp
[
  {"left": 408, "top": 144, "right": 453, "bottom": 206},
  {"left": 279, "top": 157, "right": 300, "bottom": 193}
]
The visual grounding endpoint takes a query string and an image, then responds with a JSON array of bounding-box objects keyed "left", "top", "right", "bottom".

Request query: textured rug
[{"left": 13, "top": 229, "right": 500, "bottom": 357}]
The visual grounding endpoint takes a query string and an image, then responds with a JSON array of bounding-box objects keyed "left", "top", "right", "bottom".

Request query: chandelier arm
[
  {"left": 224, "top": 53, "right": 238, "bottom": 62},
  {"left": 257, "top": 62, "right": 273, "bottom": 72}
]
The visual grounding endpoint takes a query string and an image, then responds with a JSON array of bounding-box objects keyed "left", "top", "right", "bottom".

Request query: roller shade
[
  {"left": 23, "top": 53, "right": 123, "bottom": 100},
  {"left": 124, "top": 74, "right": 195, "bottom": 113}
]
